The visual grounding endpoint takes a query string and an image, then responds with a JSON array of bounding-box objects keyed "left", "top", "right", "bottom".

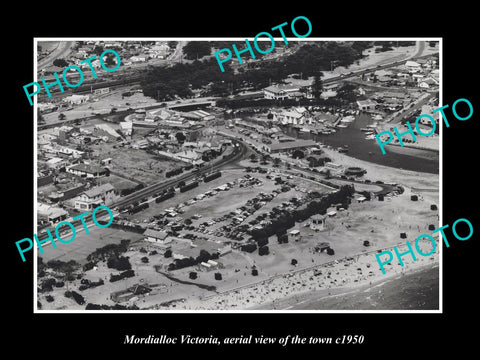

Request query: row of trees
[
  {"left": 167, "top": 249, "right": 219, "bottom": 271},
  {"left": 249, "top": 185, "right": 355, "bottom": 240},
  {"left": 141, "top": 42, "right": 369, "bottom": 101},
  {"left": 110, "top": 269, "right": 135, "bottom": 282},
  {"left": 86, "top": 240, "right": 130, "bottom": 262},
  {"left": 107, "top": 256, "right": 132, "bottom": 271}
]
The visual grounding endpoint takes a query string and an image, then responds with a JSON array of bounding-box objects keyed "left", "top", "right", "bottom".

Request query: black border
[{"left": 7, "top": 6, "right": 478, "bottom": 355}]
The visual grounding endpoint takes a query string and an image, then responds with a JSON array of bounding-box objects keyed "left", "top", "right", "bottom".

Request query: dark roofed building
[
  {"left": 266, "top": 139, "right": 317, "bottom": 153},
  {"left": 67, "top": 163, "right": 108, "bottom": 178}
]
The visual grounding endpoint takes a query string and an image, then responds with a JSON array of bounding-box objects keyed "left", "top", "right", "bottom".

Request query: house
[
  {"left": 356, "top": 100, "right": 377, "bottom": 111},
  {"left": 144, "top": 228, "right": 171, "bottom": 245},
  {"left": 183, "top": 110, "right": 215, "bottom": 121},
  {"left": 93, "top": 87, "right": 110, "bottom": 95},
  {"left": 63, "top": 94, "right": 90, "bottom": 105},
  {"left": 405, "top": 60, "right": 421, "bottom": 72},
  {"left": 119, "top": 121, "right": 133, "bottom": 136},
  {"left": 418, "top": 78, "right": 438, "bottom": 89},
  {"left": 263, "top": 84, "right": 301, "bottom": 100},
  {"left": 37, "top": 203, "right": 68, "bottom": 224},
  {"left": 289, "top": 229, "right": 300, "bottom": 237},
  {"left": 324, "top": 162, "right": 343, "bottom": 173},
  {"left": 266, "top": 139, "right": 317, "bottom": 153},
  {"left": 46, "top": 157, "right": 67, "bottom": 169},
  {"left": 310, "top": 214, "right": 326, "bottom": 231},
  {"left": 94, "top": 124, "right": 122, "bottom": 141},
  {"left": 74, "top": 183, "right": 116, "bottom": 210},
  {"left": 67, "top": 163, "right": 108, "bottom": 178},
  {"left": 50, "top": 184, "right": 86, "bottom": 202}
]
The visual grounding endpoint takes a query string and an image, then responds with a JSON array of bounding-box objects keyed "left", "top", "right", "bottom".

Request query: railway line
[{"left": 37, "top": 139, "right": 248, "bottom": 241}]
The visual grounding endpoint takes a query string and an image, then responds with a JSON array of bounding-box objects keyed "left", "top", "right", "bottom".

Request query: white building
[
  {"left": 310, "top": 214, "right": 326, "bottom": 231},
  {"left": 38, "top": 203, "right": 68, "bottom": 224},
  {"left": 74, "top": 183, "right": 116, "bottom": 211},
  {"left": 63, "top": 94, "right": 90, "bottom": 105},
  {"left": 144, "top": 229, "right": 172, "bottom": 245}
]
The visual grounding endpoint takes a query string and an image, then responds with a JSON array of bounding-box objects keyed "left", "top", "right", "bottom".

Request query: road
[
  {"left": 38, "top": 41, "right": 75, "bottom": 72},
  {"left": 322, "top": 50, "right": 438, "bottom": 86}
]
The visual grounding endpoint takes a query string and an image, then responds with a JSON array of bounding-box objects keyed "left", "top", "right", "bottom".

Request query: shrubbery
[
  {"left": 71, "top": 291, "right": 85, "bottom": 305},
  {"left": 109, "top": 270, "right": 135, "bottom": 283},
  {"left": 87, "top": 240, "right": 130, "bottom": 262},
  {"left": 85, "top": 303, "right": 139, "bottom": 310},
  {"left": 107, "top": 256, "right": 132, "bottom": 271}
]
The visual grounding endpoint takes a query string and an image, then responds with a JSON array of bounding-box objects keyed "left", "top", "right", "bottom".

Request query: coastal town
[{"left": 35, "top": 39, "right": 440, "bottom": 311}]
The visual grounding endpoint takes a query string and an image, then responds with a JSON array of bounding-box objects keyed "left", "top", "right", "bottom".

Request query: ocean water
[{"left": 288, "top": 265, "right": 440, "bottom": 310}]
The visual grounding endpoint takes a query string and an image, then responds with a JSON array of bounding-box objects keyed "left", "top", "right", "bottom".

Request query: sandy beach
[{"left": 148, "top": 237, "right": 439, "bottom": 310}]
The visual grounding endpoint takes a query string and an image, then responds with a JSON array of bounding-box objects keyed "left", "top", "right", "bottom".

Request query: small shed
[
  {"left": 327, "top": 211, "right": 337, "bottom": 217},
  {"left": 289, "top": 229, "right": 300, "bottom": 237}
]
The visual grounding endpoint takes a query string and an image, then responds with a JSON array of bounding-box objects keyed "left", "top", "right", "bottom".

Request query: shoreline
[
  {"left": 150, "top": 236, "right": 440, "bottom": 310},
  {"left": 251, "top": 260, "right": 439, "bottom": 310}
]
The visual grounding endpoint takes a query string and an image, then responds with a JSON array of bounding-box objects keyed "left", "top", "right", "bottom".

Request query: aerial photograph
[{"left": 34, "top": 39, "right": 440, "bottom": 311}]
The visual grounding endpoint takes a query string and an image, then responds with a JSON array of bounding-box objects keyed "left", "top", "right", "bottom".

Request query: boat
[
  {"left": 365, "top": 134, "right": 376, "bottom": 140},
  {"left": 338, "top": 147, "right": 349, "bottom": 153},
  {"left": 360, "top": 128, "right": 371, "bottom": 132},
  {"left": 341, "top": 115, "right": 355, "bottom": 122},
  {"left": 300, "top": 127, "right": 311, "bottom": 133},
  {"left": 337, "top": 124, "right": 348, "bottom": 128},
  {"left": 310, "top": 129, "right": 319, "bottom": 135}
]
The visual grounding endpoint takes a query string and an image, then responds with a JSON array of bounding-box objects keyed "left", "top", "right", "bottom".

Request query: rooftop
[{"left": 83, "top": 183, "right": 115, "bottom": 198}]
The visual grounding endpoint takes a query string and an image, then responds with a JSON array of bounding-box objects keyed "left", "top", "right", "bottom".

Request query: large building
[
  {"left": 37, "top": 203, "right": 68, "bottom": 224},
  {"left": 265, "top": 139, "right": 317, "bottom": 153},
  {"left": 74, "top": 183, "right": 116, "bottom": 211},
  {"left": 67, "top": 163, "right": 108, "bottom": 178},
  {"left": 263, "top": 84, "right": 301, "bottom": 100}
]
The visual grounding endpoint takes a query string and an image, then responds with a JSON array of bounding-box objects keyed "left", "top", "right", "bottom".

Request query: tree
[
  {"left": 189, "top": 272, "right": 198, "bottom": 280},
  {"left": 141, "top": 256, "right": 149, "bottom": 263},
  {"left": 168, "top": 41, "right": 178, "bottom": 49},
  {"left": 175, "top": 132, "right": 186, "bottom": 143},
  {"left": 104, "top": 54, "right": 116, "bottom": 67},
  {"left": 214, "top": 272, "right": 222, "bottom": 280},
  {"left": 325, "top": 169, "right": 332, "bottom": 179},
  {"left": 53, "top": 58, "right": 68, "bottom": 68},
  {"left": 312, "top": 74, "right": 323, "bottom": 99},
  {"left": 183, "top": 42, "right": 211, "bottom": 60},
  {"left": 327, "top": 247, "right": 335, "bottom": 255},
  {"left": 250, "top": 154, "right": 257, "bottom": 162},
  {"left": 291, "top": 259, "right": 298, "bottom": 266},
  {"left": 292, "top": 150, "right": 304, "bottom": 159},
  {"left": 273, "top": 158, "right": 281, "bottom": 167},
  {"left": 58, "top": 113, "right": 66, "bottom": 121},
  {"left": 259, "top": 245, "right": 269, "bottom": 256},
  {"left": 93, "top": 45, "right": 104, "bottom": 56}
]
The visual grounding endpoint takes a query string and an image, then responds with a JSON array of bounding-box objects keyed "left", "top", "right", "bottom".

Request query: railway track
[{"left": 37, "top": 140, "right": 248, "bottom": 241}]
